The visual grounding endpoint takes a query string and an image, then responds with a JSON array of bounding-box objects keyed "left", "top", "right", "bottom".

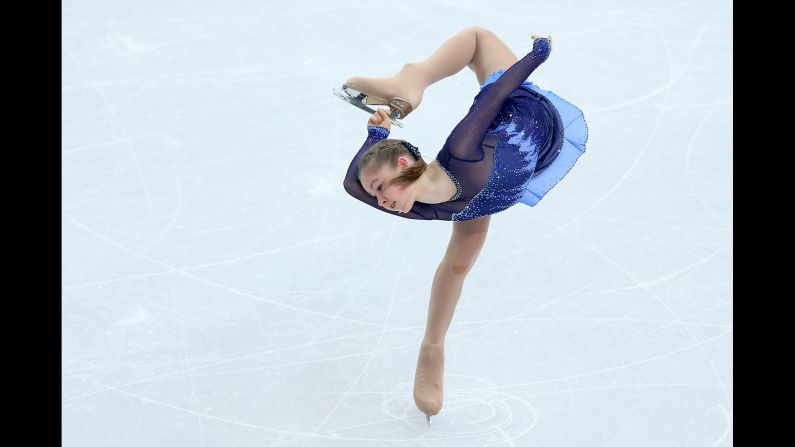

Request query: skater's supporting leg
[
  {"left": 413, "top": 215, "right": 491, "bottom": 417},
  {"left": 423, "top": 215, "right": 491, "bottom": 344}
]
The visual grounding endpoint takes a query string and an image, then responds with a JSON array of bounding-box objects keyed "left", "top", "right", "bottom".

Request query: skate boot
[
  {"left": 413, "top": 341, "right": 444, "bottom": 426},
  {"left": 334, "top": 63, "right": 428, "bottom": 127}
]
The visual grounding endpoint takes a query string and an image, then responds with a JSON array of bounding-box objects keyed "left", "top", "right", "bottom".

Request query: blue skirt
[{"left": 479, "top": 70, "right": 589, "bottom": 207}]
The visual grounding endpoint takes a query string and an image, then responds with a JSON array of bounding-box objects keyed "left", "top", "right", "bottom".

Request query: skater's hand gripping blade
[{"left": 332, "top": 87, "right": 405, "bottom": 129}]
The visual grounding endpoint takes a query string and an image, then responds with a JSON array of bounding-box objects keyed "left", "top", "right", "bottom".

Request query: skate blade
[{"left": 332, "top": 87, "right": 405, "bottom": 129}]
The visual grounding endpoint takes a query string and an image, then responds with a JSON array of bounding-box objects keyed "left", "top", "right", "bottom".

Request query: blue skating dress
[{"left": 343, "top": 38, "right": 588, "bottom": 221}]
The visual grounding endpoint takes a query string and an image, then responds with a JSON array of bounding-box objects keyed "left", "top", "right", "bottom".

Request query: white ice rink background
[{"left": 63, "top": 0, "right": 733, "bottom": 445}]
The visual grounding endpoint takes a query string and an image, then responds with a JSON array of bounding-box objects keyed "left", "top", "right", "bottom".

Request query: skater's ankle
[{"left": 402, "top": 62, "right": 435, "bottom": 87}]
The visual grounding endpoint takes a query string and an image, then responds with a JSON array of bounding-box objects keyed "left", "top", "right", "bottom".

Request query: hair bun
[{"left": 401, "top": 141, "right": 422, "bottom": 160}]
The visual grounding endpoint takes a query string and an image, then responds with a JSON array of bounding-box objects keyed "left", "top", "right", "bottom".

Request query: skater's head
[{"left": 358, "top": 139, "right": 428, "bottom": 213}]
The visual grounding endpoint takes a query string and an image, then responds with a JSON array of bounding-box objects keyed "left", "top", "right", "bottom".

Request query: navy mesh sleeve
[
  {"left": 442, "top": 37, "right": 552, "bottom": 161},
  {"left": 342, "top": 125, "right": 437, "bottom": 220}
]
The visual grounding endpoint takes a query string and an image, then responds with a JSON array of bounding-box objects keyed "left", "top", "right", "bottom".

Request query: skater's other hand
[
  {"left": 368, "top": 108, "right": 392, "bottom": 131},
  {"left": 531, "top": 34, "right": 552, "bottom": 49}
]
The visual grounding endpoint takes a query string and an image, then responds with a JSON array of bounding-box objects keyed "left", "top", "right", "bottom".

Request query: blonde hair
[{"left": 357, "top": 139, "right": 427, "bottom": 189}]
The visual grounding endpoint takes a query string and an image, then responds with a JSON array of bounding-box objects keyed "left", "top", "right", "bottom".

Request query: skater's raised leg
[
  {"left": 344, "top": 27, "right": 520, "bottom": 117},
  {"left": 414, "top": 27, "right": 520, "bottom": 86}
]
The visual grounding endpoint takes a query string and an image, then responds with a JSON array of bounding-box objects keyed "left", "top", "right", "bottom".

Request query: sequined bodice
[{"left": 434, "top": 160, "right": 461, "bottom": 202}]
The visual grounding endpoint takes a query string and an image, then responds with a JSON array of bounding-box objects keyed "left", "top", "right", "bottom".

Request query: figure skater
[{"left": 338, "top": 28, "right": 588, "bottom": 425}]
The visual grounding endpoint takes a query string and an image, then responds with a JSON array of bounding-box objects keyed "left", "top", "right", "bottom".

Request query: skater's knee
[
  {"left": 445, "top": 234, "right": 487, "bottom": 275},
  {"left": 451, "top": 261, "right": 471, "bottom": 275},
  {"left": 469, "top": 26, "right": 494, "bottom": 37},
  {"left": 440, "top": 253, "right": 472, "bottom": 276}
]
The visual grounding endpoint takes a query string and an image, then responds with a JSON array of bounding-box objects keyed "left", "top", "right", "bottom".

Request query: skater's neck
[{"left": 413, "top": 160, "right": 458, "bottom": 205}]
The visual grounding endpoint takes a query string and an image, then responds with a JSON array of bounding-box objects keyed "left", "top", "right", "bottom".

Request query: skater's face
[{"left": 361, "top": 156, "right": 417, "bottom": 214}]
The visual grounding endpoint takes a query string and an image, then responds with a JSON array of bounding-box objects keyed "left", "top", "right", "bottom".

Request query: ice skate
[
  {"left": 333, "top": 86, "right": 406, "bottom": 128},
  {"left": 343, "top": 83, "right": 416, "bottom": 120},
  {"left": 335, "top": 63, "right": 429, "bottom": 126},
  {"left": 413, "top": 341, "right": 444, "bottom": 426},
  {"left": 344, "top": 63, "right": 426, "bottom": 117}
]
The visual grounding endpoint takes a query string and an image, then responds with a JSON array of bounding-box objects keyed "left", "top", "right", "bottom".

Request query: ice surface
[{"left": 62, "top": 0, "right": 733, "bottom": 445}]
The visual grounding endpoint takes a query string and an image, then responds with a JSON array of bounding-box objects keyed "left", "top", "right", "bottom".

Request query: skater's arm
[
  {"left": 442, "top": 37, "right": 552, "bottom": 161},
  {"left": 343, "top": 126, "right": 436, "bottom": 220},
  {"left": 343, "top": 125, "right": 389, "bottom": 194}
]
